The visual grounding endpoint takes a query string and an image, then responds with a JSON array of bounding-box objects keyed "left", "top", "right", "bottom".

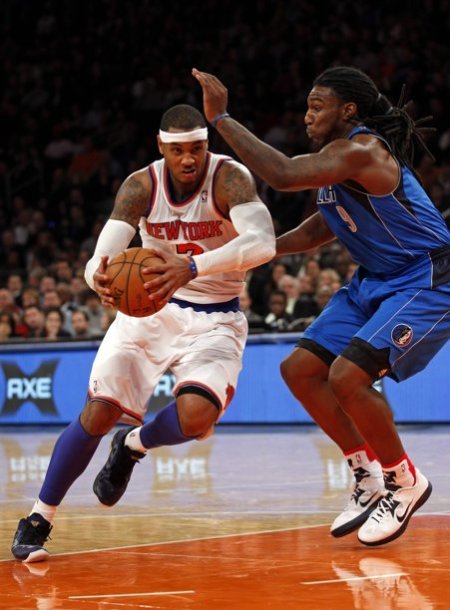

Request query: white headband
[{"left": 159, "top": 127, "right": 208, "bottom": 143}]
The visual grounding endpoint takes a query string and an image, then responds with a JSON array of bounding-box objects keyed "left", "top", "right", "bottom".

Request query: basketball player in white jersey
[{"left": 12, "top": 104, "right": 276, "bottom": 562}]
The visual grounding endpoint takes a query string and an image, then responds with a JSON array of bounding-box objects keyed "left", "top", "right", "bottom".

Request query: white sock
[
  {"left": 344, "top": 447, "right": 384, "bottom": 488},
  {"left": 383, "top": 456, "right": 416, "bottom": 488},
  {"left": 124, "top": 427, "right": 147, "bottom": 453},
  {"left": 30, "top": 499, "right": 57, "bottom": 525}
]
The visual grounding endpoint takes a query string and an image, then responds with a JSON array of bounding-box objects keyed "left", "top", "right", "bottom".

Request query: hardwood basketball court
[{"left": 1, "top": 425, "right": 449, "bottom": 609}]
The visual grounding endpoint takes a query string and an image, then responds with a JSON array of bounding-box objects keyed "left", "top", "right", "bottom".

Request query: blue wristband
[
  {"left": 210, "top": 112, "right": 230, "bottom": 128},
  {"left": 188, "top": 256, "right": 198, "bottom": 278}
]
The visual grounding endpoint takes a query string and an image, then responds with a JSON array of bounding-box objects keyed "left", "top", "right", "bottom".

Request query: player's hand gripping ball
[{"left": 105, "top": 247, "right": 165, "bottom": 317}]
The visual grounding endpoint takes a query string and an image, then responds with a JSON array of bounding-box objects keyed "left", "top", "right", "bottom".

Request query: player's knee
[
  {"left": 179, "top": 408, "right": 217, "bottom": 438},
  {"left": 280, "top": 353, "right": 319, "bottom": 397},
  {"left": 177, "top": 393, "right": 219, "bottom": 438},
  {"left": 328, "top": 359, "right": 365, "bottom": 409},
  {"left": 328, "top": 363, "right": 351, "bottom": 402},
  {"left": 80, "top": 399, "right": 123, "bottom": 436},
  {"left": 280, "top": 355, "right": 300, "bottom": 388}
]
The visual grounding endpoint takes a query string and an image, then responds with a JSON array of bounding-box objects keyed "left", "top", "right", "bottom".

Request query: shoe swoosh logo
[
  {"left": 395, "top": 500, "right": 413, "bottom": 523},
  {"left": 359, "top": 492, "right": 378, "bottom": 508}
]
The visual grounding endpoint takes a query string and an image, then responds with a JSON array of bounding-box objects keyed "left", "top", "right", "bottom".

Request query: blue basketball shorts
[{"left": 301, "top": 273, "right": 450, "bottom": 382}]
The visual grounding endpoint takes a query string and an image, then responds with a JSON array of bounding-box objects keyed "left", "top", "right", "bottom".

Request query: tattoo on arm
[
  {"left": 217, "top": 162, "right": 259, "bottom": 209},
  {"left": 110, "top": 174, "right": 149, "bottom": 227}
]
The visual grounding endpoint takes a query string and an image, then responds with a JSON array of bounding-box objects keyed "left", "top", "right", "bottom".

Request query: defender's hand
[{"left": 192, "top": 68, "right": 229, "bottom": 124}]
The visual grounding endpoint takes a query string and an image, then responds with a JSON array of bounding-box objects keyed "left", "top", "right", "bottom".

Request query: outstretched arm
[
  {"left": 276, "top": 212, "right": 335, "bottom": 256},
  {"left": 192, "top": 68, "right": 374, "bottom": 192}
]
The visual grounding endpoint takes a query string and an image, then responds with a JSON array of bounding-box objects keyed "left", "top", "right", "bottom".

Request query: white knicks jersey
[{"left": 138, "top": 152, "right": 245, "bottom": 304}]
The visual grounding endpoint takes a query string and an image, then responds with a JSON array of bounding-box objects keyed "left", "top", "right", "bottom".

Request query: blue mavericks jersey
[{"left": 317, "top": 126, "right": 450, "bottom": 286}]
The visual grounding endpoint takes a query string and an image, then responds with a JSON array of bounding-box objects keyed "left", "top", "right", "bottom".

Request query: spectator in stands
[
  {"left": 23, "top": 305, "right": 45, "bottom": 338},
  {"left": 27, "top": 268, "right": 47, "bottom": 291},
  {"left": 78, "top": 289, "right": 103, "bottom": 336},
  {"left": 0, "top": 310, "right": 18, "bottom": 342},
  {"left": 71, "top": 309, "right": 92, "bottom": 339},
  {"left": 39, "top": 275, "right": 57, "bottom": 296},
  {"left": 334, "top": 250, "right": 355, "bottom": 283},
  {"left": 265, "top": 289, "right": 294, "bottom": 332},
  {"left": 0, "top": 288, "right": 17, "bottom": 314},
  {"left": 271, "top": 261, "right": 291, "bottom": 285},
  {"left": 41, "top": 307, "right": 72, "bottom": 340},
  {"left": 314, "top": 284, "right": 336, "bottom": 313},
  {"left": 291, "top": 282, "right": 339, "bottom": 331},
  {"left": 41, "top": 289, "right": 63, "bottom": 311},
  {"left": 292, "top": 274, "right": 319, "bottom": 319},
  {"left": 248, "top": 260, "right": 292, "bottom": 319},
  {"left": 56, "top": 282, "right": 80, "bottom": 334},
  {"left": 290, "top": 282, "right": 337, "bottom": 333},
  {"left": 70, "top": 275, "right": 89, "bottom": 304},
  {"left": 301, "top": 257, "right": 322, "bottom": 292},
  {"left": 20, "top": 287, "right": 40, "bottom": 309},
  {"left": 99, "top": 308, "right": 117, "bottom": 336},
  {"left": 278, "top": 274, "right": 301, "bottom": 315},
  {"left": 6, "top": 273, "right": 24, "bottom": 307},
  {"left": 245, "top": 263, "right": 273, "bottom": 317},
  {"left": 239, "top": 284, "right": 266, "bottom": 332},
  {"left": 316, "top": 268, "right": 342, "bottom": 292},
  {"left": 54, "top": 260, "right": 74, "bottom": 284}
]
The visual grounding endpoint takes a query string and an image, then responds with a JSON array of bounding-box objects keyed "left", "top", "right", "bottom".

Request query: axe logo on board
[
  {"left": 147, "top": 371, "right": 176, "bottom": 414},
  {"left": 0, "top": 360, "right": 60, "bottom": 416}
]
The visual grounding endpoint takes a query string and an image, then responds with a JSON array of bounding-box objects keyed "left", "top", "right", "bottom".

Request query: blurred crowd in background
[{"left": 1, "top": 0, "right": 449, "bottom": 341}]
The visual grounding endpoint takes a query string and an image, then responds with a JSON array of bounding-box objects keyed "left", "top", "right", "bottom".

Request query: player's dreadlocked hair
[
  {"left": 160, "top": 104, "right": 206, "bottom": 131},
  {"left": 313, "top": 66, "right": 435, "bottom": 175}
]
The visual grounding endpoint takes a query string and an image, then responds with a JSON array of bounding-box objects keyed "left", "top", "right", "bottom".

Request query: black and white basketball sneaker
[
  {"left": 11, "top": 513, "right": 52, "bottom": 563},
  {"left": 93, "top": 428, "right": 145, "bottom": 506},
  {"left": 358, "top": 469, "right": 432, "bottom": 546},
  {"left": 331, "top": 466, "right": 385, "bottom": 537}
]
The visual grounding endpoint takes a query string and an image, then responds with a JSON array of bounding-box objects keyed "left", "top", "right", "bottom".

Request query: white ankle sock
[
  {"left": 30, "top": 499, "right": 57, "bottom": 525},
  {"left": 125, "top": 427, "right": 147, "bottom": 453},
  {"left": 383, "top": 457, "right": 416, "bottom": 488},
  {"left": 344, "top": 447, "right": 384, "bottom": 487}
]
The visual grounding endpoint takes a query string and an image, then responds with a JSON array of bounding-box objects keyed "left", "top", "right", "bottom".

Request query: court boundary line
[
  {"left": 0, "top": 522, "right": 330, "bottom": 563},
  {"left": 69, "top": 590, "right": 196, "bottom": 600},
  {"left": 2, "top": 512, "right": 449, "bottom": 563},
  {"left": 0, "top": 509, "right": 351, "bottom": 524},
  {"left": 2, "top": 508, "right": 448, "bottom": 526}
]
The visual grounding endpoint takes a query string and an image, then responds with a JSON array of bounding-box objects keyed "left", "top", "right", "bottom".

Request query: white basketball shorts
[{"left": 88, "top": 301, "right": 248, "bottom": 423}]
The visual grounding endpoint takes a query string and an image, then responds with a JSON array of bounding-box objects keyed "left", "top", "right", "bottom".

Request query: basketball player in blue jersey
[
  {"left": 11, "top": 104, "right": 276, "bottom": 562},
  {"left": 193, "top": 65, "right": 450, "bottom": 546}
]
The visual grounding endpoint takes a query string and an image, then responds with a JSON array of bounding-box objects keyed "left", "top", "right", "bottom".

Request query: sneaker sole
[
  {"left": 22, "top": 548, "right": 49, "bottom": 563},
  {"left": 331, "top": 500, "right": 380, "bottom": 538},
  {"left": 357, "top": 481, "right": 433, "bottom": 547}
]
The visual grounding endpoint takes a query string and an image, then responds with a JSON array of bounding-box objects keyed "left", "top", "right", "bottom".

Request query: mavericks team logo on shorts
[{"left": 391, "top": 324, "right": 413, "bottom": 348}]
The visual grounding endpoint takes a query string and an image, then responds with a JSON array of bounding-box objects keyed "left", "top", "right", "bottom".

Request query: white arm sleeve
[
  {"left": 84, "top": 219, "right": 137, "bottom": 290},
  {"left": 193, "top": 201, "right": 276, "bottom": 277}
]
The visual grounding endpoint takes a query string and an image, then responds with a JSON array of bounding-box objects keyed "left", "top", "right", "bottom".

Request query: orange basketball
[{"left": 105, "top": 247, "right": 165, "bottom": 317}]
